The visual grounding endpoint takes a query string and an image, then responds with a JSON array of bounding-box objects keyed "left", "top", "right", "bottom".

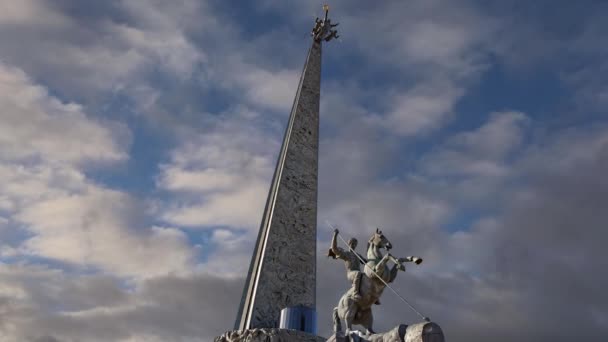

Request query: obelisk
[{"left": 234, "top": 7, "right": 338, "bottom": 332}]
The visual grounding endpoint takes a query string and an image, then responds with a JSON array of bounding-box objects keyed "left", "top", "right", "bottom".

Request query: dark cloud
[
  {"left": 0, "top": 264, "right": 244, "bottom": 341},
  {"left": 316, "top": 123, "right": 608, "bottom": 341}
]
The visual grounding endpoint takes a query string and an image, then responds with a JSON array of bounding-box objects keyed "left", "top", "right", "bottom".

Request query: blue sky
[{"left": 1, "top": 1, "right": 607, "bottom": 341}]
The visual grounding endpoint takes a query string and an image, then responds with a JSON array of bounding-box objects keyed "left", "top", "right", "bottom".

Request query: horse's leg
[
  {"left": 389, "top": 264, "right": 399, "bottom": 283},
  {"left": 398, "top": 256, "right": 423, "bottom": 264},
  {"left": 359, "top": 308, "right": 375, "bottom": 335},
  {"left": 343, "top": 305, "right": 356, "bottom": 334},
  {"left": 370, "top": 254, "right": 392, "bottom": 306},
  {"left": 373, "top": 254, "right": 391, "bottom": 277},
  {"left": 332, "top": 307, "right": 342, "bottom": 333},
  {"left": 338, "top": 295, "right": 356, "bottom": 335},
  {"left": 387, "top": 255, "right": 406, "bottom": 271},
  {"left": 387, "top": 254, "right": 400, "bottom": 264}
]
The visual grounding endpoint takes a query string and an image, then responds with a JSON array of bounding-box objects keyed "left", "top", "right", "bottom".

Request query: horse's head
[{"left": 368, "top": 228, "right": 392, "bottom": 251}]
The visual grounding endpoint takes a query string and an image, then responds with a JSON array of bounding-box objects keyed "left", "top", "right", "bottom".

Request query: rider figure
[
  {"left": 312, "top": 17, "right": 323, "bottom": 38},
  {"left": 328, "top": 228, "right": 365, "bottom": 301}
]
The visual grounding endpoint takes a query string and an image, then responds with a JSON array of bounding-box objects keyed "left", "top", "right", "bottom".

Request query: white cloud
[
  {"left": 0, "top": 63, "right": 129, "bottom": 165},
  {"left": 2, "top": 169, "right": 196, "bottom": 279},
  {"left": 160, "top": 182, "right": 269, "bottom": 229},
  {"left": 0, "top": 64, "right": 196, "bottom": 279},
  {"left": 105, "top": 16, "right": 204, "bottom": 80},
  {"left": 0, "top": 0, "right": 205, "bottom": 102},
  {"left": 201, "top": 48, "right": 301, "bottom": 113},
  {"left": 0, "top": 263, "right": 244, "bottom": 341},
  {"left": 199, "top": 229, "right": 255, "bottom": 277},
  {"left": 322, "top": 0, "right": 500, "bottom": 138},
  {"left": 420, "top": 111, "right": 529, "bottom": 178},
  {"left": 0, "top": 0, "right": 305, "bottom": 132},
  {"left": 157, "top": 115, "right": 278, "bottom": 230},
  {"left": 343, "top": 0, "right": 497, "bottom": 71},
  {"left": 404, "top": 21, "right": 477, "bottom": 63},
  {"left": 521, "top": 123, "right": 608, "bottom": 174},
  {"left": 452, "top": 111, "right": 529, "bottom": 159},
  {"left": 379, "top": 80, "right": 465, "bottom": 136},
  {"left": 240, "top": 68, "right": 300, "bottom": 111},
  {"left": 0, "top": 0, "right": 68, "bottom": 27},
  {"left": 16, "top": 188, "right": 195, "bottom": 278},
  {"left": 394, "top": 111, "right": 531, "bottom": 207}
]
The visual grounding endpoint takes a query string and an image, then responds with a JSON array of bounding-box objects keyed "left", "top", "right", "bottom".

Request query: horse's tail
[{"left": 332, "top": 307, "right": 342, "bottom": 333}]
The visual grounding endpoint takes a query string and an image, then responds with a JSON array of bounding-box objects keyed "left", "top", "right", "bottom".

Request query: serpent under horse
[{"left": 333, "top": 228, "right": 422, "bottom": 335}]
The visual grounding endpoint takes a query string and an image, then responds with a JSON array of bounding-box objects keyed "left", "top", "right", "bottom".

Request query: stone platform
[
  {"left": 215, "top": 328, "right": 326, "bottom": 342},
  {"left": 215, "top": 322, "right": 444, "bottom": 342},
  {"left": 326, "top": 322, "right": 444, "bottom": 342}
]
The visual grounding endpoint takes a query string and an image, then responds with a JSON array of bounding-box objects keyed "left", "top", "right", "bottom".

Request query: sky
[{"left": 0, "top": 0, "right": 607, "bottom": 341}]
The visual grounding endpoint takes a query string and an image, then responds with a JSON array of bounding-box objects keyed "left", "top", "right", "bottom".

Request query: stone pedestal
[
  {"left": 326, "top": 322, "right": 444, "bottom": 342},
  {"left": 215, "top": 328, "right": 326, "bottom": 342}
]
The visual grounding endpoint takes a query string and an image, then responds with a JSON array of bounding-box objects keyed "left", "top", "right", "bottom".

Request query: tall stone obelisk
[{"left": 234, "top": 7, "right": 338, "bottom": 332}]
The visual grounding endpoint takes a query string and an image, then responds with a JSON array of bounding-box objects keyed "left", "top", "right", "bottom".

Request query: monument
[
  {"left": 215, "top": 6, "right": 445, "bottom": 342},
  {"left": 217, "top": 7, "right": 338, "bottom": 342},
  {"left": 326, "top": 227, "right": 445, "bottom": 342}
]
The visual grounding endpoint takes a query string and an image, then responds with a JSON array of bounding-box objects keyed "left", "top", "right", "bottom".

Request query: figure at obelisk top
[
  {"left": 312, "top": 5, "right": 340, "bottom": 42},
  {"left": 231, "top": 5, "right": 338, "bottom": 335}
]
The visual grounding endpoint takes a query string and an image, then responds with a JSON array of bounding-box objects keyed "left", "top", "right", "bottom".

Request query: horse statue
[{"left": 332, "top": 228, "right": 422, "bottom": 335}]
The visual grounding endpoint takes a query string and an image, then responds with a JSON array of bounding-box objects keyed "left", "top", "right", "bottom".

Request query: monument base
[
  {"left": 215, "top": 328, "right": 326, "bottom": 342},
  {"left": 326, "top": 322, "right": 444, "bottom": 342}
]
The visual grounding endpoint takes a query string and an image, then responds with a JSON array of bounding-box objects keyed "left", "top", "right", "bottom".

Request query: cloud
[
  {"left": 1, "top": 0, "right": 305, "bottom": 132},
  {"left": 306, "top": 0, "right": 500, "bottom": 138},
  {"left": 379, "top": 80, "right": 465, "bottom": 136},
  {"left": 0, "top": 63, "right": 129, "bottom": 166},
  {"left": 0, "top": 64, "right": 196, "bottom": 279},
  {"left": 157, "top": 113, "right": 278, "bottom": 230},
  {"left": 0, "top": 263, "right": 244, "bottom": 342},
  {"left": 239, "top": 68, "right": 300, "bottom": 111},
  {"left": 0, "top": 0, "right": 205, "bottom": 102},
  {"left": 316, "top": 123, "right": 608, "bottom": 340},
  {"left": 0, "top": 154, "right": 201, "bottom": 339},
  {"left": 17, "top": 188, "right": 195, "bottom": 278},
  {"left": 420, "top": 111, "right": 529, "bottom": 178},
  {"left": 1, "top": 1, "right": 608, "bottom": 341},
  {"left": 0, "top": 0, "right": 68, "bottom": 27},
  {"left": 198, "top": 229, "right": 256, "bottom": 277},
  {"left": 383, "top": 111, "right": 532, "bottom": 209}
]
